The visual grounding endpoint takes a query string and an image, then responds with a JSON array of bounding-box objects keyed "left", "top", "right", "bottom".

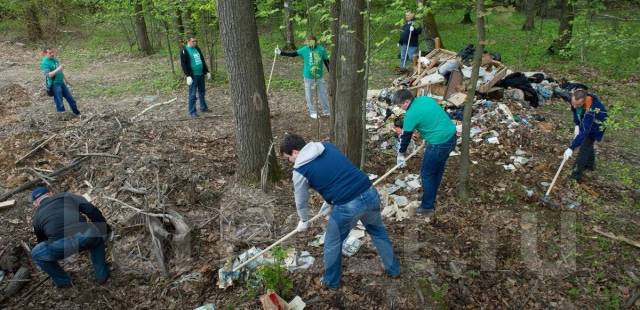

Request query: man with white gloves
[
  {"left": 180, "top": 37, "right": 211, "bottom": 118},
  {"left": 280, "top": 133, "right": 400, "bottom": 289},
  {"left": 563, "top": 89, "right": 608, "bottom": 182}
]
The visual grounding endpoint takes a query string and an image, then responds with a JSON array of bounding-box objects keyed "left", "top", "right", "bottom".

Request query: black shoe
[
  {"left": 416, "top": 208, "right": 435, "bottom": 217},
  {"left": 201, "top": 109, "right": 210, "bottom": 113},
  {"left": 190, "top": 113, "right": 198, "bottom": 118}
]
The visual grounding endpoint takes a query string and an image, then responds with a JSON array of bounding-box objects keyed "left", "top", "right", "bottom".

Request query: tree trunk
[
  {"left": 283, "top": 0, "right": 296, "bottom": 50},
  {"left": 163, "top": 21, "right": 176, "bottom": 76},
  {"left": 422, "top": 0, "right": 443, "bottom": 51},
  {"left": 457, "top": 0, "right": 486, "bottom": 201},
  {"left": 549, "top": 0, "right": 574, "bottom": 53},
  {"left": 217, "top": 0, "right": 281, "bottom": 183},
  {"left": 184, "top": 4, "right": 196, "bottom": 38},
  {"left": 521, "top": 0, "right": 537, "bottom": 31},
  {"left": 133, "top": 0, "right": 153, "bottom": 55},
  {"left": 461, "top": 5, "right": 473, "bottom": 24},
  {"left": 333, "top": 0, "right": 365, "bottom": 165},
  {"left": 24, "top": 0, "right": 43, "bottom": 41},
  {"left": 174, "top": 3, "right": 185, "bottom": 46},
  {"left": 328, "top": 0, "right": 340, "bottom": 141}
]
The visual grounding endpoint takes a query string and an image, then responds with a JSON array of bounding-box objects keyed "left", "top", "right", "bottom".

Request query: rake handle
[
  {"left": 266, "top": 45, "right": 278, "bottom": 94},
  {"left": 545, "top": 156, "right": 568, "bottom": 197}
]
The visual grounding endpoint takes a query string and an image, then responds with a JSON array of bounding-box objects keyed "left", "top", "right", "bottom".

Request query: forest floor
[{"left": 0, "top": 19, "right": 639, "bottom": 309}]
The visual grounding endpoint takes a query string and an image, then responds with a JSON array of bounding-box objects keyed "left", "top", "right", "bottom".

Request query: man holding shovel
[
  {"left": 398, "top": 11, "right": 422, "bottom": 68},
  {"left": 393, "top": 89, "right": 456, "bottom": 217},
  {"left": 562, "top": 89, "right": 607, "bottom": 182},
  {"left": 280, "top": 134, "right": 400, "bottom": 289},
  {"left": 276, "top": 35, "right": 330, "bottom": 119}
]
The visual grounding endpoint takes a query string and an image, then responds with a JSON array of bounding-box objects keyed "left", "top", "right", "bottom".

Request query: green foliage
[{"left": 246, "top": 246, "right": 294, "bottom": 300}]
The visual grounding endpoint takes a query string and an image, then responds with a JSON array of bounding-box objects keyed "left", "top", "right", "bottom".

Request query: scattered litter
[
  {"left": 0, "top": 199, "right": 16, "bottom": 209},
  {"left": 194, "top": 304, "right": 216, "bottom": 310},
  {"left": 288, "top": 296, "right": 306, "bottom": 310},
  {"left": 503, "top": 164, "right": 516, "bottom": 171},
  {"left": 487, "top": 137, "right": 500, "bottom": 144},
  {"left": 342, "top": 230, "right": 364, "bottom": 257},
  {"left": 368, "top": 174, "right": 378, "bottom": 181},
  {"left": 260, "top": 290, "right": 289, "bottom": 310},
  {"left": 390, "top": 195, "right": 409, "bottom": 206},
  {"left": 309, "top": 233, "right": 325, "bottom": 247},
  {"left": 284, "top": 250, "right": 315, "bottom": 272}
]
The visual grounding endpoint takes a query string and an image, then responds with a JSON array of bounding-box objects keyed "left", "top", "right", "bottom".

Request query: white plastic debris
[
  {"left": 194, "top": 304, "right": 216, "bottom": 310},
  {"left": 342, "top": 233, "right": 364, "bottom": 257},
  {"left": 487, "top": 137, "right": 500, "bottom": 144},
  {"left": 390, "top": 195, "right": 409, "bottom": 206},
  {"left": 289, "top": 296, "right": 306, "bottom": 310},
  {"left": 284, "top": 250, "right": 315, "bottom": 272},
  {"left": 406, "top": 179, "right": 421, "bottom": 190},
  {"left": 503, "top": 164, "right": 516, "bottom": 171},
  {"left": 309, "top": 233, "right": 325, "bottom": 247},
  {"left": 368, "top": 174, "right": 378, "bottom": 181}
]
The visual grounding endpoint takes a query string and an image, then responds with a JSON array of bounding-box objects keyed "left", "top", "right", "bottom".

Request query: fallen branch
[
  {"left": 0, "top": 157, "right": 88, "bottom": 202},
  {"left": 593, "top": 226, "right": 640, "bottom": 248},
  {"left": 14, "top": 135, "right": 57, "bottom": 165},
  {"left": 103, "top": 196, "right": 166, "bottom": 218},
  {"left": 130, "top": 97, "right": 177, "bottom": 121},
  {"left": 0, "top": 199, "right": 16, "bottom": 210},
  {"left": 75, "top": 153, "right": 121, "bottom": 159}
]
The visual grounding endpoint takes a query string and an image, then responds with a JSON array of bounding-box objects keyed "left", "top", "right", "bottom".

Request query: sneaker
[
  {"left": 416, "top": 208, "right": 435, "bottom": 217},
  {"left": 190, "top": 113, "right": 198, "bottom": 118},
  {"left": 201, "top": 108, "right": 210, "bottom": 113},
  {"left": 309, "top": 112, "right": 318, "bottom": 119}
]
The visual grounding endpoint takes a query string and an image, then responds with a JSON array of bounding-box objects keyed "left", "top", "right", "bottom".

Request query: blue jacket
[
  {"left": 398, "top": 20, "right": 422, "bottom": 47},
  {"left": 292, "top": 142, "right": 371, "bottom": 221},
  {"left": 570, "top": 94, "right": 607, "bottom": 150}
]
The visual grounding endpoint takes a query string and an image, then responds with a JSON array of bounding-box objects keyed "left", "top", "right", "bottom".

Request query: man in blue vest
[
  {"left": 562, "top": 89, "right": 607, "bottom": 182},
  {"left": 280, "top": 134, "right": 400, "bottom": 289}
]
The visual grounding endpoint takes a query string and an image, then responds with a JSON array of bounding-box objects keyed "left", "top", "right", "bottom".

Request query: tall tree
[
  {"left": 282, "top": 0, "right": 296, "bottom": 50},
  {"left": 521, "top": 0, "right": 537, "bottom": 31},
  {"left": 174, "top": 2, "right": 185, "bottom": 46},
  {"left": 549, "top": 0, "right": 574, "bottom": 53},
  {"left": 24, "top": 0, "right": 43, "bottom": 41},
  {"left": 333, "top": 0, "right": 365, "bottom": 165},
  {"left": 217, "top": 0, "right": 280, "bottom": 183},
  {"left": 328, "top": 0, "right": 340, "bottom": 141},
  {"left": 458, "top": 0, "right": 486, "bottom": 200},
  {"left": 133, "top": 0, "right": 153, "bottom": 55},
  {"left": 461, "top": 3, "right": 473, "bottom": 24},
  {"left": 421, "top": 0, "right": 444, "bottom": 51}
]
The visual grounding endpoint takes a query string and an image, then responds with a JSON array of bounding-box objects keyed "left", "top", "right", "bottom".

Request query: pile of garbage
[{"left": 365, "top": 46, "right": 587, "bottom": 220}]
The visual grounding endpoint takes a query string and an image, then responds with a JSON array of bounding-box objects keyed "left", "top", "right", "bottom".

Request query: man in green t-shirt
[
  {"left": 180, "top": 37, "right": 211, "bottom": 118},
  {"left": 392, "top": 89, "right": 457, "bottom": 217},
  {"left": 276, "top": 35, "right": 330, "bottom": 119},
  {"left": 40, "top": 47, "right": 80, "bottom": 115}
]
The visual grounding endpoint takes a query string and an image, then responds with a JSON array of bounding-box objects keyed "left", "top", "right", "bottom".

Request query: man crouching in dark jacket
[{"left": 30, "top": 187, "right": 111, "bottom": 288}]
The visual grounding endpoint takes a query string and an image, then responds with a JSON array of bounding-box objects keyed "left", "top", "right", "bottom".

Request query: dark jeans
[
  {"left": 420, "top": 134, "right": 457, "bottom": 210},
  {"left": 188, "top": 75, "right": 207, "bottom": 115},
  {"left": 323, "top": 186, "right": 400, "bottom": 288},
  {"left": 572, "top": 136, "right": 596, "bottom": 181},
  {"left": 52, "top": 84, "right": 80, "bottom": 115},
  {"left": 31, "top": 225, "right": 109, "bottom": 287}
]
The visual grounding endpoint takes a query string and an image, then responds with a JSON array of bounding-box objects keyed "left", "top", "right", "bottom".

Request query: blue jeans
[
  {"left": 420, "top": 134, "right": 457, "bottom": 210},
  {"left": 323, "top": 186, "right": 400, "bottom": 288},
  {"left": 188, "top": 75, "right": 207, "bottom": 115},
  {"left": 399, "top": 45, "right": 418, "bottom": 68},
  {"left": 31, "top": 225, "right": 109, "bottom": 287},
  {"left": 303, "top": 78, "right": 330, "bottom": 115},
  {"left": 52, "top": 84, "right": 80, "bottom": 115}
]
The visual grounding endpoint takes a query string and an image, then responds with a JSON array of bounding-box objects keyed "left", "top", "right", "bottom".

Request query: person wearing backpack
[
  {"left": 40, "top": 48, "right": 80, "bottom": 116},
  {"left": 562, "top": 89, "right": 608, "bottom": 182}
]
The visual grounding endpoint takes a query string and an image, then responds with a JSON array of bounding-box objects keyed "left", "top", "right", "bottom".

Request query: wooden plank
[
  {"left": 479, "top": 66, "right": 508, "bottom": 94},
  {"left": 0, "top": 199, "right": 16, "bottom": 209}
]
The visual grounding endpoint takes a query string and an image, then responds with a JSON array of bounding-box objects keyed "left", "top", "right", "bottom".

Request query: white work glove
[
  {"left": 573, "top": 125, "right": 579, "bottom": 138},
  {"left": 410, "top": 25, "right": 415, "bottom": 32},
  {"left": 206, "top": 72, "right": 211, "bottom": 80},
  {"left": 319, "top": 202, "right": 333, "bottom": 217},
  {"left": 296, "top": 220, "right": 309, "bottom": 232},
  {"left": 186, "top": 76, "right": 193, "bottom": 86},
  {"left": 274, "top": 47, "right": 281, "bottom": 55},
  {"left": 397, "top": 153, "right": 406, "bottom": 168},
  {"left": 563, "top": 148, "right": 573, "bottom": 160}
]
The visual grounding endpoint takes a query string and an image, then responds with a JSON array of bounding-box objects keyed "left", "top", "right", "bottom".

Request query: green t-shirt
[
  {"left": 40, "top": 57, "right": 65, "bottom": 86},
  {"left": 403, "top": 96, "right": 456, "bottom": 144},
  {"left": 297, "top": 45, "right": 328, "bottom": 79},
  {"left": 186, "top": 46, "right": 204, "bottom": 76}
]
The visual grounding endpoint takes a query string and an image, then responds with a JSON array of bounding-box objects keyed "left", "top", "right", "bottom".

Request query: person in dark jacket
[
  {"left": 563, "top": 89, "right": 608, "bottom": 182},
  {"left": 180, "top": 37, "right": 211, "bottom": 118},
  {"left": 280, "top": 134, "right": 400, "bottom": 289},
  {"left": 30, "top": 187, "right": 111, "bottom": 288},
  {"left": 398, "top": 11, "right": 422, "bottom": 68}
]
